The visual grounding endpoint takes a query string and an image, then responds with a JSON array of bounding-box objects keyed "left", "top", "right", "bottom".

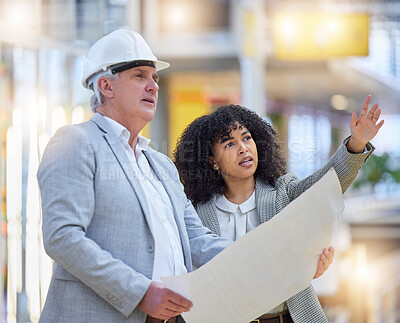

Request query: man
[{"left": 37, "top": 29, "right": 332, "bottom": 323}]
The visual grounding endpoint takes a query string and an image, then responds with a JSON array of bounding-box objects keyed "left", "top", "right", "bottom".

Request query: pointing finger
[
  {"left": 360, "top": 95, "right": 371, "bottom": 117},
  {"left": 368, "top": 103, "right": 379, "bottom": 119},
  {"left": 372, "top": 108, "right": 381, "bottom": 123}
]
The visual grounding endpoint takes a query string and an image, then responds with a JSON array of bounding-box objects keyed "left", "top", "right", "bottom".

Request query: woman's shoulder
[
  {"left": 194, "top": 196, "right": 220, "bottom": 233},
  {"left": 256, "top": 173, "right": 299, "bottom": 191},
  {"left": 195, "top": 196, "right": 216, "bottom": 213}
]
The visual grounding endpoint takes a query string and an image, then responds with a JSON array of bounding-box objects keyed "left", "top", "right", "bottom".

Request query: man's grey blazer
[
  {"left": 37, "top": 113, "right": 230, "bottom": 323},
  {"left": 196, "top": 139, "right": 374, "bottom": 323}
]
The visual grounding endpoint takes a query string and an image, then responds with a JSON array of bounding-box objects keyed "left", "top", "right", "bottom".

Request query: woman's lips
[{"left": 239, "top": 156, "right": 253, "bottom": 167}]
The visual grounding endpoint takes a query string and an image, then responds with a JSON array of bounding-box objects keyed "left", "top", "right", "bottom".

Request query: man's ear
[{"left": 98, "top": 77, "right": 114, "bottom": 99}]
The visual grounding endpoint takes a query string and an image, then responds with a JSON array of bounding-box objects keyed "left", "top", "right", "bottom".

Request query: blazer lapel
[
  {"left": 196, "top": 197, "right": 221, "bottom": 236},
  {"left": 90, "top": 113, "right": 151, "bottom": 219},
  {"left": 255, "top": 180, "right": 277, "bottom": 224}
]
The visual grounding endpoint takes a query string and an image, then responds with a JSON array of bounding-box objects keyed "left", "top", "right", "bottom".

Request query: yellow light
[
  {"left": 7, "top": 2, "right": 35, "bottom": 29},
  {"left": 168, "top": 83, "right": 209, "bottom": 156},
  {"left": 243, "top": 10, "right": 256, "bottom": 57},
  {"left": 355, "top": 264, "right": 369, "bottom": 281},
  {"left": 169, "top": 7, "right": 187, "bottom": 27},
  {"left": 280, "top": 17, "right": 297, "bottom": 39},
  {"left": 274, "top": 12, "right": 369, "bottom": 60},
  {"left": 331, "top": 95, "right": 349, "bottom": 111},
  {"left": 275, "top": 15, "right": 297, "bottom": 48},
  {"left": 326, "top": 18, "right": 341, "bottom": 34},
  {"left": 353, "top": 245, "right": 369, "bottom": 283},
  {"left": 164, "top": 3, "right": 189, "bottom": 29}
]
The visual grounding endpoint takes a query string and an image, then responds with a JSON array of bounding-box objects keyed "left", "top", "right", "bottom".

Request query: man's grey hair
[{"left": 88, "top": 69, "right": 119, "bottom": 113}]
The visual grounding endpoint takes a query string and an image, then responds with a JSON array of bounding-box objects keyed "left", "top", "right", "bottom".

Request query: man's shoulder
[
  {"left": 43, "top": 119, "right": 102, "bottom": 160},
  {"left": 144, "top": 148, "right": 181, "bottom": 181},
  {"left": 53, "top": 117, "right": 99, "bottom": 139},
  {"left": 145, "top": 147, "right": 174, "bottom": 165},
  {"left": 145, "top": 146, "right": 168, "bottom": 158}
]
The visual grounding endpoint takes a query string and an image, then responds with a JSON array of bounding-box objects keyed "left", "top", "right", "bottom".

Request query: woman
[{"left": 174, "top": 95, "right": 383, "bottom": 323}]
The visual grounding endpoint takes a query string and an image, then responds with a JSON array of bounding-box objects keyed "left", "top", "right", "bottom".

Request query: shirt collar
[
  {"left": 103, "top": 116, "right": 151, "bottom": 151},
  {"left": 137, "top": 134, "right": 151, "bottom": 151},
  {"left": 215, "top": 190, "right": 256, "bottom": 214},
  {"left": 239, "top": 190, "right": 256, "bottom": 213}
]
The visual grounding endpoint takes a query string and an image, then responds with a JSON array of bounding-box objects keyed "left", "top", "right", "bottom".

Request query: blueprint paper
[{"left": 161, "top": 169, "right": 344, "bottom": 323}]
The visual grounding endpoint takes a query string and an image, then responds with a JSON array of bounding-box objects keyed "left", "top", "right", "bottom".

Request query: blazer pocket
[{"left": 53, "top": 265, "right": 81, "bottom": 282}]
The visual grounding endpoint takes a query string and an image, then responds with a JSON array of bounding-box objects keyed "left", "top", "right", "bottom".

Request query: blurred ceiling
[
  {"left": 166, "top": 56, "right": 400, "bottom": 115},
  {"left": 266, "top": 59, "right": 400, "bottom": 114},
  {"left": 2, "top": 0, "right": 399, "bottom": 116}
]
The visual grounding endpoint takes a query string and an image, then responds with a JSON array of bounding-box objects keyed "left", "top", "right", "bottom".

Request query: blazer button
[{"left": 147, "top": 245, "right": 154, "bottom": 253}]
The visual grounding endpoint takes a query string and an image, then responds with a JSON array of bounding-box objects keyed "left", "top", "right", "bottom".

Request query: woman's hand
[
  {"left": 347, "top": 95, "right": 384, "bottom": 153},
  {"left": 313, "top": 246, "right": 335, "bottom": 279}
]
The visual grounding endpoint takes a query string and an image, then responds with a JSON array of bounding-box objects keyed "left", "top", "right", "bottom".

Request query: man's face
[{"left": 108, "top": 65, "right": 159, "bottom": 132}]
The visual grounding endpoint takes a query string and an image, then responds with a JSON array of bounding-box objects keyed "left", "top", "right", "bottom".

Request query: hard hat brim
[
  {"left": 82, "top": 58, "right": 170, "bottom": 89},
  {"left": 155, "top": 60, "right": 170, "bottom": 72}
]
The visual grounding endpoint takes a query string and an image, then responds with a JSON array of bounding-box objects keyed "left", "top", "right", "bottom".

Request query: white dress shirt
[
  {"left": 215, "top": 191, "right": 286, "bottom": 313},
  {"left": 104, "top": 117, "right": 187, "bottom": 282}
]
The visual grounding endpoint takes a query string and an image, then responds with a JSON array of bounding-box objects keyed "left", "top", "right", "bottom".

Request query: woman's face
[{"left": 211, "top": 123, "right": 258, "bottom": 183}]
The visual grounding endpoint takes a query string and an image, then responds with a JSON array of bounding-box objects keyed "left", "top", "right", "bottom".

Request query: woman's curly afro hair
[{"left": 173, "top": 104, "right": 287, "bottom": 206}]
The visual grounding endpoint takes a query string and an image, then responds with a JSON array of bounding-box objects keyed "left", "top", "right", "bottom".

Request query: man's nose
[{"left": 147, "top": 79, "right": 159, "bottom": 92}]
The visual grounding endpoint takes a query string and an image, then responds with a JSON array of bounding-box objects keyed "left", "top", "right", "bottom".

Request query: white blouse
[{"left": 215, "top": 191, "right": 258, "bottom": 241}]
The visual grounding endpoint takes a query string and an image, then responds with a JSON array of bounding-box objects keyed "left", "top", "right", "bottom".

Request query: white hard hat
[{"left": 81, "top": 29, "right": 170, "bottom": 89}]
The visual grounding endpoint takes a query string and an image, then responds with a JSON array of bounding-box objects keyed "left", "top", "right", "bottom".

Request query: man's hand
[
  {"left": 138, "top": 281, "right": 193, "bottom": 320},
  {"left": 313, "top": 246, "right": 335, "bottom": 279},
  {"left": 347, "top": 95, "right": 384, "bottom": 153}
]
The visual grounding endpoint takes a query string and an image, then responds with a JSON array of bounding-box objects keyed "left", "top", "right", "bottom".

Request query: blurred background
[{"left": 0, "top": 0, "right": 400, "bottom": 322}]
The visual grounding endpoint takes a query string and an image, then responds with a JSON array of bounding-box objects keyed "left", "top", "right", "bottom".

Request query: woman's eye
[
  {"left": 244, "top": 135, "right": 252, "bottom": 141},
  {"left": 224, "top": 142, "right": 233, "bottom": 148}
]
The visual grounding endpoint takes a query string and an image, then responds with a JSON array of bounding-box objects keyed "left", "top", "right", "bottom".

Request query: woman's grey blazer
[
  {"left": 195, "top": 139, "right": 374, "bottom": 323},
  {"left": 37, "top": 113, "right": 230, "bottom": 323}
]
